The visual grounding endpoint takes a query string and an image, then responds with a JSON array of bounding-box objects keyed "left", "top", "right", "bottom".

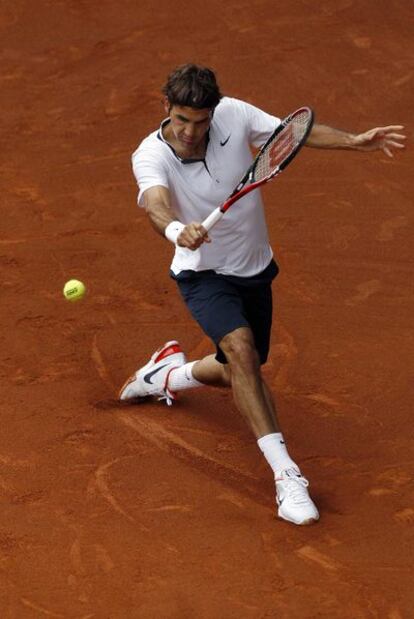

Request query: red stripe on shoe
[{"left": 154, "top": 343, "right": 182, "bottom": 363}]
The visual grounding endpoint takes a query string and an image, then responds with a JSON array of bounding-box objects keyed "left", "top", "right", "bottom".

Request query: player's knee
[{"left": 220, "top": 329, "right": 259, "bottom": 371}]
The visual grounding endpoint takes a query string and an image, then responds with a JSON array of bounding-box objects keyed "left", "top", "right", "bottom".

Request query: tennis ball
[{"left": 63, "top": 279, "right": 86, "bottom": 302}]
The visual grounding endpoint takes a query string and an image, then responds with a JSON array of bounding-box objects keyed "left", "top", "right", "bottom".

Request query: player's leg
[
  {"left": 218, "top": 326, "right": 279, "bottom": 436},
  {"left": 218, "top": 325, "right": 318, "bottom": 525},
  {"left": 229, "top": 276, "right": 319, "bottom": 525},
  {"left": 175, "top": 354, "right": 231, "bottom": 387}
]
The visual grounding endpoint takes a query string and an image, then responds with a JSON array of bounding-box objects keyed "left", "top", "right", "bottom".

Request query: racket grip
[{"left": 201, "top": 207, "right": 223, "bottom": 232}]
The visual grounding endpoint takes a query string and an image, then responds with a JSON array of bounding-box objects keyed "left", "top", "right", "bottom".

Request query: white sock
[
  {"left": 168, "top": 361, "right": 204, "bottom": 392},
  {"left": 257, "top": 432, "right": 299, "bottom": 478}
]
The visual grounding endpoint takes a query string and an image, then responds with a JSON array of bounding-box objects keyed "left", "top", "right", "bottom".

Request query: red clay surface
[{"left": 1, "top": 1, "right": 413, "bottom": 617}]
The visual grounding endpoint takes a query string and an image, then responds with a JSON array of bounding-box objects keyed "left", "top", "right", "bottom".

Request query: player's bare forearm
[
  {"left": 306, "top": 122, "right": 406, "bottom": 157},
  {"left": 145, "top": 200, "right": 176, "bottom": 236},
  {"left": 306, "top": 123, "right": 357, "bottom": 149},
  {"left": 143, "top": 185, "right": 177, "bottom": 237}
]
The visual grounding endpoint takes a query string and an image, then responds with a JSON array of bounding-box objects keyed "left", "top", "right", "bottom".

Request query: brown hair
[{"left": 162, "top": 64, "right": 222, "bottom": 110}]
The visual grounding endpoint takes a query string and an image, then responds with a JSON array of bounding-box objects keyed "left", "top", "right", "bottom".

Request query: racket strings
[{"left": 253, "top": 110, "right": 311, "bottom": 181}]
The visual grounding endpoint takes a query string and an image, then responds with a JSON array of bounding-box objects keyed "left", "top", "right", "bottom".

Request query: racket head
[{"left": 251, "top": 107, "right": 314, "bottom": 183}]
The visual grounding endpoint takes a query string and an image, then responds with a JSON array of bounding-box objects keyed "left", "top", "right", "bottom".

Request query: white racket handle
[{"left": 201, "top": 207, "right": 224, "bottom": 232}]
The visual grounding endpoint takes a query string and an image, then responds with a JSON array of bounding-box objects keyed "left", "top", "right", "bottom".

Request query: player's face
[{"left": 166, "top": 104, "right": 212, "bottom": 156}]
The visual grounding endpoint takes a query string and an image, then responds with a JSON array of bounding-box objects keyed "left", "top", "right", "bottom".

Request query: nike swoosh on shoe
[{"left": 143, "top": 363, "right": 170, "bottom": 385}]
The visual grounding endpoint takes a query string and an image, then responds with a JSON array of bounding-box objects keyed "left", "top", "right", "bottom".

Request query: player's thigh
[{"left": 175, "top": 273, "right": 249, "bottom": 362}]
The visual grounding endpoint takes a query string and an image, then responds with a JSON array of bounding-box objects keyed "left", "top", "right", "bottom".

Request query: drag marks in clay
[
  {"left": 91, "top": 335, "right": 115, "bottom": 390},
  {"left": 369, "top": 466, "right": 414, "bottom": 526},
  {"left": 119, "top": 412, "right": 271, "bottom": 510},
  {"left": 87, "top": 458, "right": 138, "bottom": 525},
  {"left": 345, "top": 279, "right": 382, "bottom": 306},
  {"left": 393, "top": 508, "right": 414, "bottom": 525},
  {"left": 20, "top": 598, "right": 64, "bottom": 618},
  {"left": 296, "top": 544, "right": 342, "bottom": 572}
]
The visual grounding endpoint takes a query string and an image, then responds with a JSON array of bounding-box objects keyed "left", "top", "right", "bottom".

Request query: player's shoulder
[
  {"left": 132, "top": 128, "right": 168, "bottom": 164},
  {"left": 215, "top": 96, "right": 250, "bottom": 115},
  {"left": 213, "top": 97, "right": 252, "bottom": 132},
  {"left": 133, "top": 129, "right": 160, "bottom": 153},
  {"left": 214, "top": 96, "right": 265, "bottom": 126}
]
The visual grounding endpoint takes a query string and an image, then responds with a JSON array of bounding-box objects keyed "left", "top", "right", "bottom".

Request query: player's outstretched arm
[{"left": 306, "top": 123, "right": 406, "bottom": 157}]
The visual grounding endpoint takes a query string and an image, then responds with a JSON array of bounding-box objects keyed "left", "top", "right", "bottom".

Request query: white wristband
[{"left": 165, "top": 221, "right": 185, "bottom": 245}]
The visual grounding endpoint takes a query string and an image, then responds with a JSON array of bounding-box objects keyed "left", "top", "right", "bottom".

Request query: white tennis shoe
[
  {"left": 119, "top": 340, "right": 187, "bottom": 406},
  {"left": 275, "top": 468, "right": 319, "bottom": 525}
]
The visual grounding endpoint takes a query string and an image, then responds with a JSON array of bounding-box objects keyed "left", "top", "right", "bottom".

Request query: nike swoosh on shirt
[
  {"left": 220, "top": 135, "right": 231, "bottom": 146},
  {"left": 144, "top": 363, "right": 170, "bottom": 384}
]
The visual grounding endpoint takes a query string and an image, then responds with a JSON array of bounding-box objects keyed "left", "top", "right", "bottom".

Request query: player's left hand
[{"left": 353, "top": 125, "right": 406, "bottom": 158}]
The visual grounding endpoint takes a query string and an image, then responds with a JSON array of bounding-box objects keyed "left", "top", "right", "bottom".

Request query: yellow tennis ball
[{"left": 63, "top": 279, "right": 86, "bottom": 302}]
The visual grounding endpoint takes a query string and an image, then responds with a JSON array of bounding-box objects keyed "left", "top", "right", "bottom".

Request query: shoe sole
[{"left": 278, "top": 512, "right": 319, "bottom": 526}]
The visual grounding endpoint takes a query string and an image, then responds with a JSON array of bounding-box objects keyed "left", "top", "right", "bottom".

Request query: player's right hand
[{"left": 177, "top": 222, "right": 211, "bottom": 251}]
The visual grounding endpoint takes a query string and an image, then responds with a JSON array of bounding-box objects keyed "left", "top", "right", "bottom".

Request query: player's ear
[{"left": 163, "top": 96, "right": 172, "bottom": 115}]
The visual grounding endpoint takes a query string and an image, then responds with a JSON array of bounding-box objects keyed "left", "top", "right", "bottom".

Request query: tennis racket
[{"left": 201, "top": 106, "right": 314, "bottom": 232}]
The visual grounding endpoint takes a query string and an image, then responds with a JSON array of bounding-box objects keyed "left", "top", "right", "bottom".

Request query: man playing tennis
[{"left": 120, "top": 64, "right": 405, "bottom": 526}]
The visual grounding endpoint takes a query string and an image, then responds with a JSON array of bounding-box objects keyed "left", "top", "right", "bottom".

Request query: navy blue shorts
[{"left": 171, "top": 259, "right": 279, "bottom": 364}]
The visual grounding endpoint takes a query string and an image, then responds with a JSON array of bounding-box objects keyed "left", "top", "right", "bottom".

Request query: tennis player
[{"left": 120, "top": 64, "right": 405, "bottom": 526}]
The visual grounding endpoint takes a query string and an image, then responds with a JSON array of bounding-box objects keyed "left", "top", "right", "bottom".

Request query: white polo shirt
[{"left": 132, "top": 97, "right": 281, "bottom": 277}]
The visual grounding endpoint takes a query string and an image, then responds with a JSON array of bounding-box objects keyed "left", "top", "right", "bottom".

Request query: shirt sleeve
[
  {"left": 131, "top": 143, "right": 169, "bottom": 207},
  {"left": 236, "top": 99, "right": 281, "bottom": 148}
]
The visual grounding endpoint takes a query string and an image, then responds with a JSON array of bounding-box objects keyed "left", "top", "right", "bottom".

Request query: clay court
[{"left": 1, "top": 0, "right": 413, "bottom": 617}]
